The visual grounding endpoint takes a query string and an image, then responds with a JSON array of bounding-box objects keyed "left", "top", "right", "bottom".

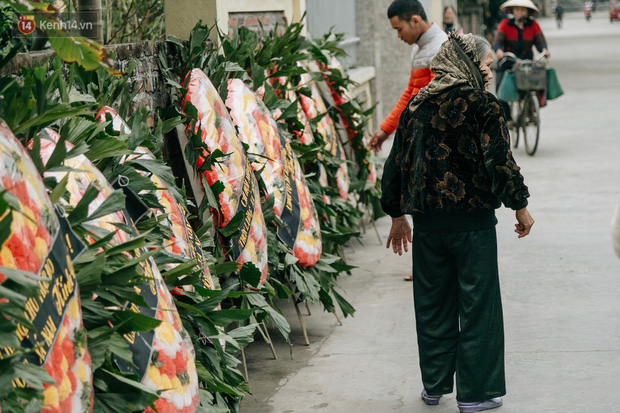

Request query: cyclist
[
  {"left": 584, "top": 0, "right": 593, "bottom": 20},
  {"left": 493, "top": 0, "right": 550, "bottom": 125},
  {"left": 555, "top": 1, "right": 564, "bottom": 28}
]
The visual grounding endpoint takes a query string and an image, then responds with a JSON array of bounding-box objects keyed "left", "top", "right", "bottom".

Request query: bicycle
[{"left": 499, "top": 52, "right": 547, "bottom": 156}]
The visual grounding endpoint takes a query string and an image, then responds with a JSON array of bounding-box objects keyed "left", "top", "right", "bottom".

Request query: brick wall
[{"left": 229, "top": 11, "right": 287, "bottom": 35}]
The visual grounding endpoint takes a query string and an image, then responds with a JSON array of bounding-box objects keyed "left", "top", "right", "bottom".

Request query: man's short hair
[{"left": 387, "top": 0, "right": 428, "bottom": 22}]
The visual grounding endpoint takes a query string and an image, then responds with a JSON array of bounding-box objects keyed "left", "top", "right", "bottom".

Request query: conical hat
[{"left": 500, "top": 0, "right": 540, "bottom": 15}]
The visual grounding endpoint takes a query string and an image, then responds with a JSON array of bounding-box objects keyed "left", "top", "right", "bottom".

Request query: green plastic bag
[
  {"left": 546, "top": 68, "right": 564, "bottom": 100},
  {"left": 497, "top": 71, "right": 518, "bottom": 102}
]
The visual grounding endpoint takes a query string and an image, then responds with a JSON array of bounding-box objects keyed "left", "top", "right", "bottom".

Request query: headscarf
[{"left": 409, "top": 32, "right": 486, "bottom": 113}]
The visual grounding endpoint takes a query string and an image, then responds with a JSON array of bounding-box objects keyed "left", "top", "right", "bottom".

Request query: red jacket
[
  {"left": 380, "top": 23, "right": 447, "bottom": 135},
  {"left": 379, "top": 68, "right": 434, "bottom": 135},
  {"left": 493, "top": 18, "right": 548, "bottom": 60}
]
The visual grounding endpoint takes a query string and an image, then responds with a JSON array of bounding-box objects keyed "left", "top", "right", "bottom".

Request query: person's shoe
[
  {"left": 457, "top": 397, "right": 503, "bottom": 413},
  {"left": 421, "top": 389, "right": 442, "bottom": 405},
  {"left": 404, "top": 275, "right": 413, "bottom": 281}
]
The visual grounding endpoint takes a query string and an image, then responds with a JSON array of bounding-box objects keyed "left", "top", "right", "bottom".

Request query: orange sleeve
[{"left": 380, "top": 69, "right": 416, "bottom": 136}]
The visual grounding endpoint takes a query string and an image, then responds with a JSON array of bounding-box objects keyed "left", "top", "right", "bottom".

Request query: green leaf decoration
[
  {"left": 94, "top": 370, "right": 160, "bottom": 412},
  {"left": 47, "top": 30, "right": 120, "bottom": 74},
  {"left": 239, "top": 262, "right": 261, "bottom": 288},
  {"left": 208, "top": 308, "right": 256, "bottom": 326},
  {"left": 85, "top": 189, "right": 126, "bottom": 222},
  {"left": 75, "top": 253, "right": 105, "bottom": 297},
  {"left": 42, "top": 130, "right": 67, "bottom": 169},
  {"left": 332, "top": 289, "right": 356, "bottom": 318},
  {"left": 84, "top": 138, "right": 131, "bottom": 161},
  {"left": 66, "top": 183, "right": 100, "bottom": 225},
  {"left": 85, "top": 327, "right": 116, "bottom": 371},
  {"left": 0, "top": 266, "right": 46, "bottom": 287},
  {"left": 214, "top": 261, "right": 241, "bottom": 276},
  {"left": 13, "top": 105, "right": 90, "bottom": 135},
  {"left": 113, "top": 310, "right": 162, "bottom": 333},
  {"left": 47, "top": 173, "right": 69, "bottom": 204}
]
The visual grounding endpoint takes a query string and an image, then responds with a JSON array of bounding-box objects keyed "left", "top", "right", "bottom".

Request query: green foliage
[
  {"left": 100, "top": 0, "right": 165, "bottom": 44},
  {"left": 0, "top": 3, "right": 25, "bottom": 54},
  {"left": 0, "top": 57, "right": 89, "bottom": 139}
]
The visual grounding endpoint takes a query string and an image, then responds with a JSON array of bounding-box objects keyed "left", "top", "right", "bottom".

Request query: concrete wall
[
  {"left": 165, "top": 0, "right": 228, "bottom": 40},
  {"left": 355, "top": 0, "right": 404, "bottom": 128},
  {"left": 306, "top": 0, "right": 358, "bottom": 68},
  {"left": 306, "top": 0, "right": 356, "bottom": 37}
]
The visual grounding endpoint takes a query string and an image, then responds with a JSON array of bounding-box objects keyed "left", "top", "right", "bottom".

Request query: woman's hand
[
  {"left": 495, "top": 49, "right": 505, "bottom": 60},
  {"left": 515, "top": 207, "right": 534, "bottom": 238},
  {"left": 369, "top": 129, "right": 389, "bottom": 152},
  {"left": 386, "top": 216, "right": 413, "bottom": 255}
]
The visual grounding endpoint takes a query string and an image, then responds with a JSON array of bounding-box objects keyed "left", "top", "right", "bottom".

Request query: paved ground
[{"left": 240, "top": 12, "right": 620, "bottom": 413}]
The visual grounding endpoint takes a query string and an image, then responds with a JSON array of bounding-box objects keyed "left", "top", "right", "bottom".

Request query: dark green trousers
[{"left": 412, "top": 228, "right": 506, "bottom": 402}]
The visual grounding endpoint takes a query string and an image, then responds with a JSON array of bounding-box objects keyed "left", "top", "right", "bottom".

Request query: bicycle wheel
[
  {"left": 510, "top": 101, "right": 520, "bottom": 148},
  {"left": 520, "top": 92, "right": 540, "bottom": 156}
]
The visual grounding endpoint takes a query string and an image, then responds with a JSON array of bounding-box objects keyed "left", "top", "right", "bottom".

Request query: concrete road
[{"left": 240, "top": 12, "right": 620, "bottom": 413}]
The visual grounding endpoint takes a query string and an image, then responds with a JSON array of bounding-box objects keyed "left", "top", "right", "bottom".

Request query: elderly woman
[{"left": 380, "top": 33, "right": 534, "bottom": 413}]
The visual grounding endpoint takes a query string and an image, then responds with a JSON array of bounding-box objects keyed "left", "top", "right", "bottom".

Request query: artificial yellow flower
[
  {"left": 146, "top": 365, "right": 162, "bottom": 388},
  {"left": 171, "top": 376, "right": 184, "bottom": 394},
  {"left": 58, "top": 374, "right": 72, "bottom": 401},
  {"left": 43, "top": 385, "right": 60, "bottom": 408},
  {"left": 0, "top": 246, "right": 15, "bottom": 268},
  {"left": 34, "top": 237, "right": 48, "bottom": 263},
  {"left": 60, "top": 355, "right": 69, "bottom": 373},
  {"left": 75, "top": 360, "right": 87, "bottom": 383},
  {"left": 160, "top": 373, "right": 172, "bottom": 391},
  {"left": 68, "top": 297, "right": 79, "bottom": 320},
  {"left": 156, "top": 321, "right": 175, "bottom": 345}
]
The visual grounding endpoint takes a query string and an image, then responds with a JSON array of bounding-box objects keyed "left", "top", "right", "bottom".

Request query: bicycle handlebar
[
  {"left": 498, "top": 52, "right": 517, "bottom": 67},
  {"left": 503, "top": 52, "right": 518, "bottom": 60},
  {"left": 533, "top": 51, "right": 548, "bottom": 65},
  {"left": 498, "top": 51, "right": 548, "bottom": 68}
]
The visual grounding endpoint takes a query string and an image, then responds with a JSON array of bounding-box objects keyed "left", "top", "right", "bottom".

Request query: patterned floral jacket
[{"left": 380, "top": 85, "right": 529, "bottom": 224}]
